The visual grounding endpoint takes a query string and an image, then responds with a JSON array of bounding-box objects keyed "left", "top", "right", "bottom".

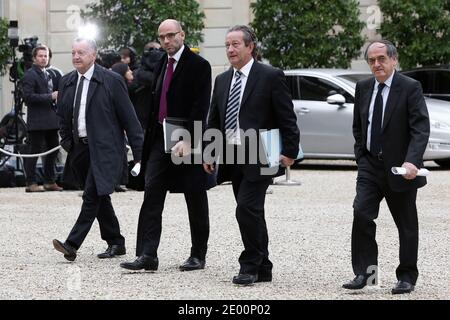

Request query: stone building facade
[{"left": 0, "top": 0, "right": 378, "bottom": 116}]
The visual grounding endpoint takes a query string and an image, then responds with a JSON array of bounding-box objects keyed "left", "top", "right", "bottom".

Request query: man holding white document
[
  {"left": 204, "top": 25, "right": 299, "bottom": 285},
  {"left": 343, "top": 40, "right": 430, "bottom": 294}
]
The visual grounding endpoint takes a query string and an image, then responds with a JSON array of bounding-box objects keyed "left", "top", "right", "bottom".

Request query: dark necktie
[
  {"left": 224, "top": 70, "right": 242, "bottom": 139},
  {"left": 370, "top": 82, "right": 386, "bottom": 155},
  {"left": 73, "top": 75, "right": 85, "bottom": 144},
  {"left": 159, "top": 57, "right": 175, "bottom": 123}
]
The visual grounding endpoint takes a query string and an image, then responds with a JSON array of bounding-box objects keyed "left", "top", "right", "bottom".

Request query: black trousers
[
  {"left": 136, "top": 125, "right": 209, "bottom": 259},
  {"left": 351, "top": 153, "right": 419, "bottom": 284},
  {"left": 24, "top": 129, "right": 59, "bottom": 185},
  {"left": 65, "top": 143, "right": 125, "bottom": 249},
  {"left": 225, "top": 164, "right": 272, "bottom": 275}
]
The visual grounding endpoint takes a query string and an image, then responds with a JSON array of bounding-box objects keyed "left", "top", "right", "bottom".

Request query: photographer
[
  {"left": 129, "top": 42, "right": 164, "bottom": 128},
  {"left": 22, "top": 44, "right": 61, "bottom": 192}
]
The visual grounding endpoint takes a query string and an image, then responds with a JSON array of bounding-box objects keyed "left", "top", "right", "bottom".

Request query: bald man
[{"left": 120, "top": 19, "right": 213, "bottom": 272}]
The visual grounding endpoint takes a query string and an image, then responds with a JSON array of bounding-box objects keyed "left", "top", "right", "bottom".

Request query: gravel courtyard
[{"left": 0, "top": 160, "right": 449, "bottom": 300}]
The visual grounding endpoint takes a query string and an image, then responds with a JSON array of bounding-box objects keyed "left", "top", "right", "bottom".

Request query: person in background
[{"left": 22, "top": 44, "right": 62, "bottom": 193}]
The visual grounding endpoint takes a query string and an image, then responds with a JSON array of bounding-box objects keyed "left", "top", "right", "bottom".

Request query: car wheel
[{"left": 435, "top": 159, "right": 450, "bottom": 168}]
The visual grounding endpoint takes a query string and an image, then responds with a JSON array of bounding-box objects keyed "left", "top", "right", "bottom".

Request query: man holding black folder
[
  {"left": 204, "top": 25, "right": 299, "bottom": 285},
  {"left": 120, "top": 19, "right": 213, "bottom": 272}
]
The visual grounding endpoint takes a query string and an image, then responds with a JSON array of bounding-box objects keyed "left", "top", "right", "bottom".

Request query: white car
[{"left": 284, "top": 69, "right": 450, "bottom": 168}]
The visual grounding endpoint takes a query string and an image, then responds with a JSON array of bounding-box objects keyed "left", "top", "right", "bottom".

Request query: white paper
[
  {"left": 391, "top": 167, "right": 429, "bottom": 177},
  {"left": 131, "top": 163, "right": 141, "bottom": 177}
]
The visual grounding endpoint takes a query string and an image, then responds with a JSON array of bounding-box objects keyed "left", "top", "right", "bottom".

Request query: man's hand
[
  {"left": 203, "top": 163, "right": 215, "bottom": 174},
  {"left": 51, "top": 91, "right": 58, "bottom": 101},
  {"left": 279, "top": 155, "right": 295, "bottom": 167},
  {"left": 171, "top": 140, "right": 191, "bottom": 157},
  {"left": 401, "top": 162, "right": 418, "bottom": 180}
]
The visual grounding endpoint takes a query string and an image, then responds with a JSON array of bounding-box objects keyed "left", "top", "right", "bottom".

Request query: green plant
[
  {"left": 82, "top": 0, "right": 205, "bottom": 53},
  {"left": 251, "top": 0, "right": 365, "bottom": 69},
  {"left": 379, "top": 0, "right": 450, "bottom": 69},
  {"left": 0, "top": 18, "right": 11, "bottom": 76}
]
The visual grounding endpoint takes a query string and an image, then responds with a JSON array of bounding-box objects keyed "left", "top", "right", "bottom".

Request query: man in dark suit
[
  {"left": 342, "top": 40, "right": 430, "bottom": 294},
  {"left": 52, "top": 38, "right": 144, "bottom": 261},
  {"left": 22, "top": 45, "right": 61, "bottom": 192},
  {"left": 204, "top": 25, "right": 300, "bottom": 285},
  {"left": 120, "top": 19, "right": 212, "bottom": 272}
]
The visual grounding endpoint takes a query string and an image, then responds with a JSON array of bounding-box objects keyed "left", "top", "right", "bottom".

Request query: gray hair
[
  {"left": 73, "top": 37, "right": 98, "bottom": 53},
  {"left": 364, "top": 40, "right": 398, "bottom": 61},
  {"left": 227, "top": 25, "right": 258, "bottom": 58}
]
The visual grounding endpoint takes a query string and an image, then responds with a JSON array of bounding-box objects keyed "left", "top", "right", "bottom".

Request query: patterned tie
[
  {"left": 73, "top": 75, "right": 85, "bottom": 144},
  {"left": 159, "top": 57, "right": 176, "bottom": 123},
  {"left": 370, "top": 82, "right": 386, "bottom": 155},
  {"left": 224, "top": 70, "right": 242, "bottom": 138}
]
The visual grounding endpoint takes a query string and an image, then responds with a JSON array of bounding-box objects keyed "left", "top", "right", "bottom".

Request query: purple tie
[{"left": 159, "top": 57, "right": 175, "bottom": 123}]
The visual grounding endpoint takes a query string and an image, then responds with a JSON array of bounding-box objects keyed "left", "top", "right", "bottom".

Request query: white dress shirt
[
  {"left": 227, "top": 58, "right": 254, "bottom": 145},
  {"left": 366, "top": 70, "right": 394, "bottom": 151},
  {"left": 75, "top": 63, "right": 95, "bottom": 138}
]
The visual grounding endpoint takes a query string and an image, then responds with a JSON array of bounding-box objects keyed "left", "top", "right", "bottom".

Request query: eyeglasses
[
  {"left": 368, "top": 56, "right": 387, "bottom": 65},
  {"left": 158, "top": 31, "right": 180, "bottom": 42}
]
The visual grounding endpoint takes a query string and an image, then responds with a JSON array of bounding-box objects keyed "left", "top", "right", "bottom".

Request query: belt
[{"left": 79, "top": 137, "right": 88, "bottom": 144}]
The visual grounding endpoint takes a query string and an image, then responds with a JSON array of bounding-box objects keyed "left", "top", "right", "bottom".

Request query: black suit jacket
[
  {"left": 207, "top": 61, "right": 300, "bottom": 183},
  {"left": 22, "top": 64, "right": 59, "bottom": 131},
  {"left": 141, "top": 46, "right": 213, "bottom": 192},
  {"left": 353, "top": 71, "right": 430, "bottom": 192},
  {"left": 57, "top": 64, "right": 144, "bottom": 196}
]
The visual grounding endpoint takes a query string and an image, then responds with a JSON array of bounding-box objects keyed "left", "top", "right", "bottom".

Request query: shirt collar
[
  {"left": 169, "top": 45, "right": 185, "bottom": 63},
  {"left": 234, "top": 58, "right": 254, "bottom": 78},
  {"left": 78, "top": 63, "right": 95, "bottom": 81},
  {"left": 375, "top": 69, "right": 395, "bottom": 89}
]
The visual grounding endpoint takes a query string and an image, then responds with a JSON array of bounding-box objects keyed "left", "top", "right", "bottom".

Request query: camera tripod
[{"left": 0, "top": 46, "right": 28, "bottom": 170}]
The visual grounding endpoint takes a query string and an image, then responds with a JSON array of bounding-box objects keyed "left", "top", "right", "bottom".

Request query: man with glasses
[
  {"left": 120, "top": 19, "right": 213, "bottom": 272},
  {"left": 343, "top": 40, "right": 430, "bottom": 294}
]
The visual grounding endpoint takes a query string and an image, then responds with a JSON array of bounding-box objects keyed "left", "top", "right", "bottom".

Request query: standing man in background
[
  {"left": 120, "top": 19, "right": 213, "bottom": 272},
  {"left": 22, "top": 44, "right": 61, "bottom": 193},
  {"left": 52, "top": 38, "right": 143, "bottom": 261},
  {"left": 342, "top": 40, "right": 429, "bottom": 294}
]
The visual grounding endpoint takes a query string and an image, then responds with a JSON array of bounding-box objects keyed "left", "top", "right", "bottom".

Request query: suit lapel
[
  {"left": 220, "top": 68, "right": 234, "bottom": 127},
  {"left": 382, "top": 72, "right": 401, "bottom": 132},
  {"left": 63, "top": 71, "right": 78, "bottom": 112},
  {"left": 240, "top": 62, "right": 260, "bottom": 109},
  {"left": 360, "top": 78, "right": 375, "bottom": 135},
  {"left": 171, "top": 46, "right": 189, "bottom": 83},
  {"left": 85, "top": 65, "right": 100, "bottom": 114},
  {"left": 154, "top": 56, "right": 166, "bottom": 102}
]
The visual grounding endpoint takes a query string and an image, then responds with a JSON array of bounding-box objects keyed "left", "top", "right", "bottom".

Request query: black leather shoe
[
  {"left": 256, "top": 271, "right": 272, "bottom": 282},
  {"left": 179, "top": 257, "right": 206, "bottom": 271},
  {"left": 392, "top": 281, "right": 415, "bottom": 294},
  {"left": 53, "top": 239, "right": 77, "bottom": 262},
  {"left": 232, "top": 273, "right": 258, "bottom": 285},
  {"left": 120, "top": 255, "right": 158, "bottom": 271},
  {"left": 342, "top": 275, "right": 369, "bottom": 290},
  {"left": 97, "top": 244, "right": 126, "bottom": 259}
]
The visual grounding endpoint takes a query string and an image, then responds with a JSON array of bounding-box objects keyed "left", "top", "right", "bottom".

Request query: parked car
[
  {"left": 400, "top": 66, "right": 450, "bottom": 102},
  {"left": 284, "top": 69, "right": 450, "bottom": 168}
]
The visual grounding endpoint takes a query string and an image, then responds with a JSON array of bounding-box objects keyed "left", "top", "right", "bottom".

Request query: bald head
[
  {"left": 159, "top": 19, "right": 182, "bottom": 33},
  {"left": 158, "top": 19, "right": 185, "bottom": 56}
]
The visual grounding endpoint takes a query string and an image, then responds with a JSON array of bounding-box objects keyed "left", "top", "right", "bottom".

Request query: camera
[
  {"left": 141, "top": 47, "right": 164, "bottom": 71},
  {"left": 10, "top": 36, "right": 39, "bottom": 82},
  {"left": 96, "top": 49, "right": 121, "bottom": 69},
  {"left": 18, "top": 37, "right": 39, "bottom": 67}
]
